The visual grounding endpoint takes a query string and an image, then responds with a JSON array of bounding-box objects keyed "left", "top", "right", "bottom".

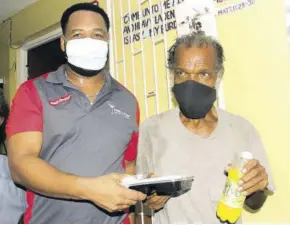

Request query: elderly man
[
  {"left": 136, "top": 32, "right": 274, "bottom": 223},
  {"left": 6, "top": 2, "right": 145, "bottom": 224}
]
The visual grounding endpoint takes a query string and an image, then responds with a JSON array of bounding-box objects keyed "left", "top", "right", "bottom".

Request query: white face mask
[{"left": 66, "top": 38, "right": 108, "bottom": 71}]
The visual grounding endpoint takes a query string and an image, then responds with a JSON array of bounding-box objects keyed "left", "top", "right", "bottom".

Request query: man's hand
[
  {"left": 238, "top": 159, "right": 269, "bottom": 196},
  {"left": 78, "top": 173, "right": 146, "bottom": 213},
  {"left": 144, "top": 194, "right": 169, "bottom": 211}
]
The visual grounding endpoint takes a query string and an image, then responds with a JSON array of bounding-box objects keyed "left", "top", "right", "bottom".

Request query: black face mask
[
  {"left": 67, "top": 62, "right": 103, "bottom": 77},
  {"left": 172, "top": 80, "right": 216, "bottom": 119}
]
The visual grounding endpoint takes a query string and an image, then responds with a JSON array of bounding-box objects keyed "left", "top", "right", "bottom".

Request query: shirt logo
[
  {"left": 108, "top": 102, "right": 130, "bottom": 119},
  {"left": 49, "top": 94, "right": 72, "bottom": 106}
]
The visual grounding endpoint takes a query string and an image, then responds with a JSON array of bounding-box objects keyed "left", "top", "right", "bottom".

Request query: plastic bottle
[{"left": 216, "top": 151, "right": 253, "bottom": 223}]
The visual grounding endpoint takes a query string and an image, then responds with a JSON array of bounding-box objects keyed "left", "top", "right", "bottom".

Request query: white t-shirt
[{"left": 136, "top": 108, "right": 275, "bottom": 224}]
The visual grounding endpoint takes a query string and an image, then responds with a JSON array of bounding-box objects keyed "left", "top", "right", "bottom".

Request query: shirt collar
[{"left": 46, "top": 64, "right": 122, "bottom": 92}]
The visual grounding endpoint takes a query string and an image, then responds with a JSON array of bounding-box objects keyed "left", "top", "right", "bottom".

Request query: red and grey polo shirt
[{"left": 6, "top": 65, "right": 139, "bottom": 224}]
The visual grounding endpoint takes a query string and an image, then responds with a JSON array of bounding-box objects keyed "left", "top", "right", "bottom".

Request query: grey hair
[{"left": 167, "top": 31, "right": 225, "bottom": 79}]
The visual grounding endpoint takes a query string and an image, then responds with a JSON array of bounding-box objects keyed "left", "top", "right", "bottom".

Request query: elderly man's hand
[
  {"left": 237, "top": 159, "right": 269, "bottom": 196},
  {"left": 144, "top": 193, "right": 169, "bottom": 211},
  {"left": 143, "top": 173, "right": 169, "bottom": 210}
]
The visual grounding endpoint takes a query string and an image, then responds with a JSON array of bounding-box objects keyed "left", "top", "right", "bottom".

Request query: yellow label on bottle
[{"left": 221, "top": 178, "right": 246, "bottom": 208}]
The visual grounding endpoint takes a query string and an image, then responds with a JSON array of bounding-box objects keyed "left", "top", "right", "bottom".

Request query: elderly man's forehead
[
  {"left": 175, "top": 45, "right": 216, "bottom": 67},
  {"left": 176, "top": 45, "right": 216, "bottom": 56}
]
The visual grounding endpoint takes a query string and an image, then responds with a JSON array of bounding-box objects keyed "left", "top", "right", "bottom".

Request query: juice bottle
[{"left": 216, "top": 151, "right": 253, "bottom": 223}]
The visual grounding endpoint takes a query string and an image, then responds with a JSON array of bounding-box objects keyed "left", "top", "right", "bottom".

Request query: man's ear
[{"left": 60, "top": 35, "right": 66, "bottom": 52}]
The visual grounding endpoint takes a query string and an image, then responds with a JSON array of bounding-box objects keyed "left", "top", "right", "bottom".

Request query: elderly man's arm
[
  {"left": 245, "top": 191, "right": 267, "bottom": 211},
  {"left": 240, "top": 157, "right": 272, "bottom": 211},
  {"left": 240, "top": 123, "right": 275, "bottom": 211}
]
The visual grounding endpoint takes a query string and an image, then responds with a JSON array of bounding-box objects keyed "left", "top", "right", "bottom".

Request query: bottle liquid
[{"left": 216, "top": 151, "right": 253, "bottom": 223}]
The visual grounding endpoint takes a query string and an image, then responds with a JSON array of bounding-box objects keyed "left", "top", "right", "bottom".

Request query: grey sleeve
[
  {"left": 136, "top": 122, "right": 153, "bottom": 175},
  {"left": 248, "top": 125, "right": 276, "bottom": 192},
  {"left": 135, "top": 122, "right": 154, "bottom": 216}
]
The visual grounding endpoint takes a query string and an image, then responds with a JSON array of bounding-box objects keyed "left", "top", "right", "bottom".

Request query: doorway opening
[
  {"left": 17, "top": 28, "right": 62, "bottom": 87},
  {"left": 27, "top": 38, "right": 66, "bottom": 79}
]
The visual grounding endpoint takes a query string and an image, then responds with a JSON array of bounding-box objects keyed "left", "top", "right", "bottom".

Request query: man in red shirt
[{"left": 7, "top": 3, "right": 145, "bottom": 223}]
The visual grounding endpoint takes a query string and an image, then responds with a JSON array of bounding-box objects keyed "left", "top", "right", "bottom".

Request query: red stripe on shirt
[
  {"left": 6, "top": 73, "right": 49, "bottom": 138},
  {"left": 122, "top": 103, "right": 140, "bottom": 224},
  {"left": 23, "top": 191, "right": 35, "bottom": 224}
]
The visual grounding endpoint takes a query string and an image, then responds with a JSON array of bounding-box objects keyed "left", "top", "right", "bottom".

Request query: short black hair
[{"left": 61, "top": 2, "right": 110, "bottom": 34}]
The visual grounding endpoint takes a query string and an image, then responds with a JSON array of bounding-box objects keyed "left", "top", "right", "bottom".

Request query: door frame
[
  {"left": 17, "top": 28, "right": 62, "bottom": 87},
  {"left": 106, "top": 0, "right": 115, "bottom": 78}
]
